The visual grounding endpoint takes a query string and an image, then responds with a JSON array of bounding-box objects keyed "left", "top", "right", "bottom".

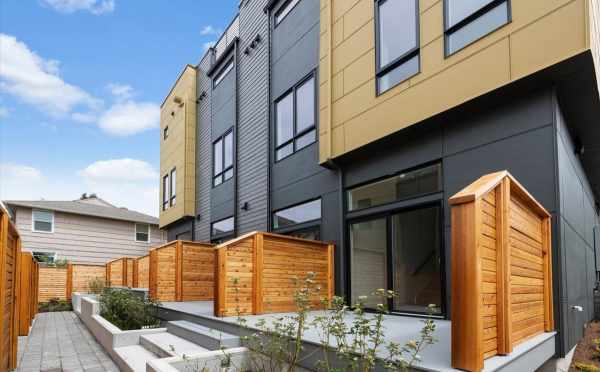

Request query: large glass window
[
  {"left": 213, "top": 58, "right": 234, "bottom": 88},
  {"left": 135, "top": 223, "right": 150, "bottom": 242},
  {"left": 211, "top": 217, "right": 234, "bottom": 236},
  {"left": 275, "top": 75, "right": 316, "bottom": 161},
  {"left": 273, "top": 199, "right": 321, "bottom": 229},
  {"left": 162, "top": 174, "right": 169, "bottom": 210},
  {"left": 32, "top": 210, "right": 54, "bottom": 233},
  {"left": 275, "top": 0, "right": 301, "bottom": 26},
  {"left": 375, "top": 0, "right": 420, "bottom": 95},
  {"left": 347, "top": 163, "right": 442, "bottom": 211},
  {"left": 445, "top": 0, "right": 510, "bottom": 55},
  {"left": 170, "top": 168, "right": 176, "bottom": 206},
  {"left": 213, "top": 130, "right": 234, "bottom": 186},
  {"left": 349, "top": 206, "right": 443, "bottom": 315}
]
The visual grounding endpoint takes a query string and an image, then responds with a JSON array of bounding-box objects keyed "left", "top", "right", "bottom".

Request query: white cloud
[
  {"left": 79, "top": 159, "right": 158, "bottom": 182},
  {"left": 0, "top": 34, "right": 100, "bottom": 117},
  {"left": 106, "top": 82, "right": 134, "bottom": 101},
  {"left": 41, "top": 0, "right": 115, "bottom": 15},
  {"left": 203, "top": 41, "right": 216, "bottom": 51},
  {"left": 98, "top": 101, "right": 159, "bottom": 136},
  {"left": 200, "top": 25, "right": 220, "bottom": 36},
  {"left": 0, "top": 160, "right": 160, "bottom": 217}
]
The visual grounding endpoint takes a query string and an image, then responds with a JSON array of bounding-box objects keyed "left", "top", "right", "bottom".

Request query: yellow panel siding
[
  {"left": 159, "top": 65, "right": 197, "bottom": 228},
  {"left": 319, "top": 0, "right": 594, "bottom": 162}
]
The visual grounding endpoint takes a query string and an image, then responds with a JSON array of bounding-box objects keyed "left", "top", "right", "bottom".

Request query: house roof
[{"left": 3, "top": 196, "right": 159, "bottom": 225}]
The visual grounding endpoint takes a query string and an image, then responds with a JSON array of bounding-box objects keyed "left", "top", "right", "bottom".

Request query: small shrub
[
  {"left": 575, "top": 361, "right": 600, "bottom": 372},
  {"left": 99, "top": 288, "right": 160, "bottom": 330},
  {"left": 38, "top": 297, "right": 73, "bottom": 313},
  {"left": 88, "top": 277, "right": 105, "bottom": 295}
]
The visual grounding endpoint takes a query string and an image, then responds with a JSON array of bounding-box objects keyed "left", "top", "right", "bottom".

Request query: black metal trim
[
  {"left": 272, "top": 197, "right": 322, "bottom": 230},
  {"left": 273, "top": 221, "right": 321, "bottom": 236},
  {"left": 274, "top": 71, "right": 317, "bottom": 162},
  {"left": 212, "top": 128, "right": 234, "bottom": 188},
  {"left": 212, "top": 58, "right": 235, "bottom": 89},
  {"left": 169, "top": 167, "right": 177, "bottom": 206},
  {"left": 443, "top": 0, "right": 512, "bottom": 57},
  {"left": 210, "top": 216, "right": 235, "bottom": 238},
  {"left": 207, "top": 38, "right": 239, "bottom": 77},
  {"left": 162, "top": 174, "right": 169, "bottom": 211},
  {"left": 273, "top": 0, "right": 301, "bottom": 28},
  {"left": 374, "top": 0, "right": 421, "bottom": 96}
]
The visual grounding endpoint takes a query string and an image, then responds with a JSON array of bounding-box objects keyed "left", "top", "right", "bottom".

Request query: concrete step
[
  {"left": 166, "top": 320, "right": 240, "bottom": 350},
  {"left": 114, "top": 344, "right": 159, "bottom": 372},
  {"left": 140, "top": 331, "right": 210, "bottom": 358}
]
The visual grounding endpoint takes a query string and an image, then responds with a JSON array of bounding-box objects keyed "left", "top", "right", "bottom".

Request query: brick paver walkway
[{"left": 17, "top": 312, "right": 119, "bottom": 372}]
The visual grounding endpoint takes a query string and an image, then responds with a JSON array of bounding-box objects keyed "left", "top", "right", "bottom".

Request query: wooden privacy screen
[
  {"left": 149, "top": 241, "right": 215, "bottom": 302},
  {"left": 106, "top": 257, "right": 135, "bottom": 287},
  {"left": 0, "top": 206, "right": 21, "bottom": 371},
  {"left": 38, "top": 266, "right": 68, "bottom": 302},
  {"left": 214, "top": 232, "right": 335, "bottom": 317},
  {"left": 18, "top": 253, "right": 38, "bottom": 336},
  {"left": 66, "top": 263, "right": 105, "bottom": 300},
  {"left": 134, "top": 255, "right": 150, "bottom": 288},
  {"left": 450, "top": 171, "right": 553, "bottom": 372}
]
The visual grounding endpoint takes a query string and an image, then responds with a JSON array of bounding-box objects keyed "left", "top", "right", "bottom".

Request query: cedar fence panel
[
  {"left": 106, "top": 257, "right": 135, "bottom": 287},
  {"left": 134, "top": 255, "right": 149, "bottom": 288},
  {"left": 449, "top": 171, "right": 554, "bottom": 372},
  {"left": 66, "top": 263, "right": 105, "bottom": 299},
  {"left": 38, "top": 266, "right": 67, "bottom": 303},
  {"left": 18, "top": 253, "right": 37, "bottom": 336},
  {"left": 148, "top": 241, "right": 214, "bottom": 302},
  {"left": 0, "top": 206, "right": 21, "bottom": 371},
  {"left": 214, "top": 232, "right": 334, "bottom": 317}
]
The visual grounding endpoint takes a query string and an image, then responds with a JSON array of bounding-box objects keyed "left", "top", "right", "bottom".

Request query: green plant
[
  {"left": 99, "top": 288, "right": 161, "bottom": 330},
  {"left": 88, "top": 277, "right": 105, "bottom": 295},
  {"left": 575, "top": 361, "right": 600, "bottom": 372},
  {"left": 38, "top": 297, "right": 73, "bottom": 313}
]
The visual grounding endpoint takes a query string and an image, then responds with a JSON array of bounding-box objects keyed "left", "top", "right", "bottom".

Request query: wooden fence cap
[{"left": 449, "top": 170, "right": 551, "bottom": 217}]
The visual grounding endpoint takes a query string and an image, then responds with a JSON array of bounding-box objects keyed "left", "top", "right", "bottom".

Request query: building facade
[
  {"left": 160, "top": 0, "right": 600, "bottom": 357},
  {"left": 5, "top": 195, "right": 165, "bottom": 265}
]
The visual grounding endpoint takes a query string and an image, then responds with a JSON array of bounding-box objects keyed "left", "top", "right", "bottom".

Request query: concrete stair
[
  {"left": 114, "top": 344, "right": 160, "bottom": 372},
  {"left": 167, "top": 320, "right": 240, "bottom": 350},
  {"left": 140, "top": 331, "right": 210, "bottom": 358}
]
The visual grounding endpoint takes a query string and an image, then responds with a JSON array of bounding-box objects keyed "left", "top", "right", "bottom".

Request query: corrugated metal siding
[
  {"left": 237, "top": 0, "right": 270, "bottom": 234},
  {"left": 195, "top": 53, "right": 213, "bottom": 242},
  {"left": 15, "top": 207, "right": 165, "bottom": 264}
]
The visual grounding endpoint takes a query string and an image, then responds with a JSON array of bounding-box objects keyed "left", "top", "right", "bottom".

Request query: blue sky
[{"left": 0, "top": 0, "right": 238, "bottom": 216}]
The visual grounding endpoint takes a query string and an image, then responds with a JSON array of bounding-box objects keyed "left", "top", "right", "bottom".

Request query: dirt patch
[{"left": 570, "top": 321, "right": 600, "bottom": 371}]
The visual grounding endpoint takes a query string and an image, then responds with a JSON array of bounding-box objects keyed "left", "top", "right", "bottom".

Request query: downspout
[
  {"left": 267, "top": 8, "right": 273, "bottom": 232},
  {"left": 234, "top": 41, "right": 240, "bottom": 237},
  {"left": 326, "top": 0, "right": 334, "bottom": 161}
]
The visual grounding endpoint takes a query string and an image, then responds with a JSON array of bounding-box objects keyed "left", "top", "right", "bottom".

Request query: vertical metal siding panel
[
  {"left": 195, "top": 55, "right": 213, "bottom": 242},
  {"left": 237, "top": 0, "right": 270, "bottom": 234}
]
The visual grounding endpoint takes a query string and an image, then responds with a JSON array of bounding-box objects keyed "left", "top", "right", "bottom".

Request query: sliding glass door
[{"left": 349, "top": 205, "right": 443, "bottom": 315}]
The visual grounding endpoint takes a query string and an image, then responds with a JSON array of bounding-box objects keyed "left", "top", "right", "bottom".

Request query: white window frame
[
  {"left": 31, "top": 210, "right": 54, "bottom": 233},
  {"left": 135, "top": 223, "right": 150, "bottom": 243}
]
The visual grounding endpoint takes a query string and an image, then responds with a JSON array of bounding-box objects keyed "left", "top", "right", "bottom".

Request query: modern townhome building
[
  {"left": 4, "top": 194, "right": 165, "bottom": 264},
  {"left": 159, "top": 0, "right": 600, "bottom": 362}
]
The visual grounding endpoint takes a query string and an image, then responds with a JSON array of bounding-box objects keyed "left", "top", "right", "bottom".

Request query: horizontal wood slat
[{"left": 450, "top": 171, "right": 553, "bottom": 372}]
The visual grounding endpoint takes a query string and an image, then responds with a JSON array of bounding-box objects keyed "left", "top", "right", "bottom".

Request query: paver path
[{"left": 17, "top": 312, "right": 119, "bottom": 372}]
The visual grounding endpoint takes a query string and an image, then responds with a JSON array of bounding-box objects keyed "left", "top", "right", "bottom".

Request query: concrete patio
[{"left": 16, "top": 312, "right": 119, "bottom": 372}]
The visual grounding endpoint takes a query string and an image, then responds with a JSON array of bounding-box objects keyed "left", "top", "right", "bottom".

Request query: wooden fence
[
  {"left": 66, "top": 263, "right": 105, "bottom": 300},
  {"left": 18, "top": 253, "right": 38, "bottom": 336},
  {"left": 0, "top": 206, "right": 21, "bottom": 371},
  {"left": 38, "top": 266, "right": 68, "bottom": 302},
  {"left": 148, "top": 241, "right": 215, "bottom": 302},
  {"left": 133, "top": 255, "right": 149, "bottom": 288},
  {"left": 214, "top": 232, "right": 334, "bottom": 317},
  {"left": 449, "top": 171, "right": 554, "bottom": 372},
  {"left": 106, "top": 257, "right": 135, "bottom": 287}
]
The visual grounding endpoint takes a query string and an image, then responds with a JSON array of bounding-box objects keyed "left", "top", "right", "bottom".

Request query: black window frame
[
  {"left": 163, "top": 126, "right": 169, "bottom": 140},
  {"left": 213, "top": 129, "right": 234, "bottom": 187},
  {"left": 274, "top": 72, "right": 317, "bottom": 162},
  {"left": 213, "top": 58, "right": 234, "bottom": 89},
  {"left": 274, "top": 0, "right": 301, "bottom": 27},
  {"left": 211, "top": 216, "right": 235, "bottom": 239},
  {"left": 374, "top": 0, "right": 421, "bottom": 96},
  {"left": 162, "top": 174, "right": 169, "bottom": 211},
  {"left": 272, "top": 198, "right": 322, "bottom": 230},
  {"left": 170, "top": 167, "right": 176, "bottom": 206},
  {"left": 443, "top": 0, "right": 512, "bottom": 57}
]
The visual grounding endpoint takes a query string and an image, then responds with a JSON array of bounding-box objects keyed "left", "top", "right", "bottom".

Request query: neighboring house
[
  {"left": 159, "top": 0, "right": 600, "bottom": 361},
  {"left": 4, "top": 194, "right": 166, "bottom": 265}
]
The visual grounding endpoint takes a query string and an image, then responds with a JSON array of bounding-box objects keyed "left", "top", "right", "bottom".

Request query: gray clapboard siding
[{"left": 14, "top": 207, "right": 165, "bottom": 265}]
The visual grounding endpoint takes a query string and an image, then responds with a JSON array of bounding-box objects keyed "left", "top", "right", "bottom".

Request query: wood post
[
  {"left": 175, "top": 241, "right": 183, "bottom": 301},
  {"left": 214, "top": 248, "right": 227, "bottom": 317},
  {"left": 0, "top": 210, "right": 9, "bottom": 371},
  {"left": 149, "top": 250, "right": 158, "bottom": 299},
  {"left": 133, "top": 258, "right": 139, "bottom": 288},
  {"left": 543, "top": 218, "right": 554, "bottom": 331},
  {"left": 66, "top": 263, "right": 73, "bottom": 301},
  {"left": 252, "top": 234, "right": 264, "bottom": 315},
  {"left": 327, "top": 244, "right": 335, "bottom": 303},
  {"left": 496, "top": 179, "right": 512, "bottom": 354}
]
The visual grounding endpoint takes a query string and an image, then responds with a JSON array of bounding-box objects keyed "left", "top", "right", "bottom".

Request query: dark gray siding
[
  {"left": 211, "top": 53, "right": 237, "bottom": 224},
  {"left": 237, "top": 0, "right": 270, "bottom": 234},
  {"left": 555, "top": 102, "right": 599, "bottom": 354},
  {"left": 166, "top": 219, "right": 194, "bottom": 241},
  {"left": 270, "top": 0, "right": 339, "bottom": 245},
  {"left": 195, "top": 54, "right": 213, "bottom": 242}
]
